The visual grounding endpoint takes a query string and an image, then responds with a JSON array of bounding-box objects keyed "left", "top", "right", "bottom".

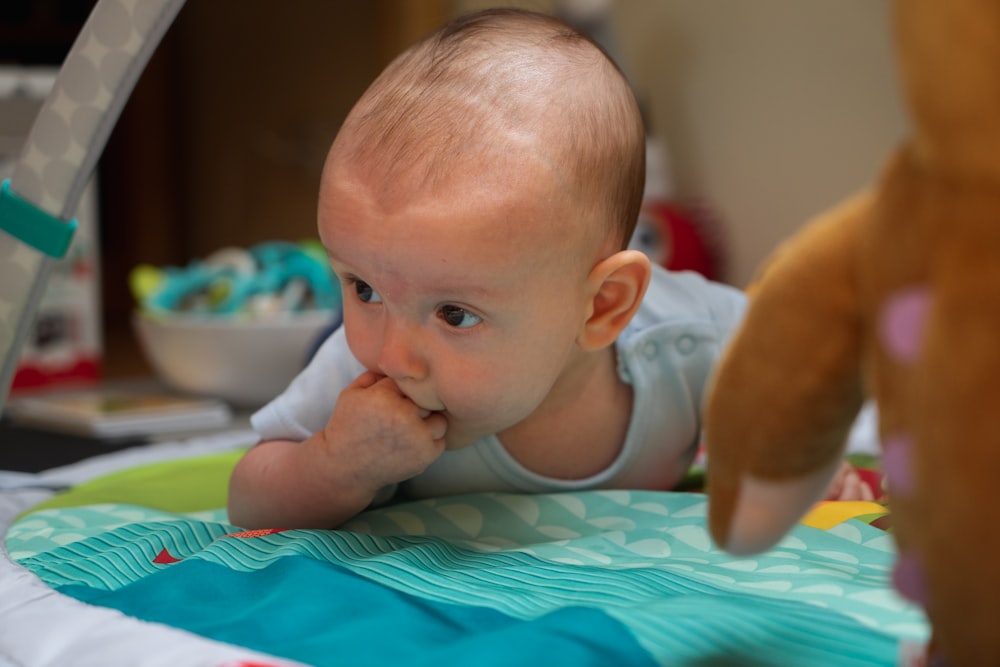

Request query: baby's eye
[
  {"left": 439, "top": 304, "right": 482, "bottom": 328},
  {"left": 354, "top": 280, "right": 382, "bottom": 304}
]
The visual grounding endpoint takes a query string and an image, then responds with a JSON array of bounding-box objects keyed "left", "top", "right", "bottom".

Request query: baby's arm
[{"left": 227, "top": 371, "right": 447, "bottom": 529}]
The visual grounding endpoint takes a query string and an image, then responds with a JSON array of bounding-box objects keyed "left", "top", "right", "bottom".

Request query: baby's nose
[{"left": 377, "top": 321, "right": 427, "bottom": 381}]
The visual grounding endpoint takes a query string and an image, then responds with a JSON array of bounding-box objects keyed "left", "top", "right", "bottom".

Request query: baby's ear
[{"left": 579, "top": 250, "right": 652, "bottom": 350}]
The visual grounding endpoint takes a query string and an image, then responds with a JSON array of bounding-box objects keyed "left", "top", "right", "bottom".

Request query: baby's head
[
  {"left": 318, "top": 9, "right": 652, "bottom": 450},
  {"left": 325, "top": 7, "right": 646, "bottom": 258}
]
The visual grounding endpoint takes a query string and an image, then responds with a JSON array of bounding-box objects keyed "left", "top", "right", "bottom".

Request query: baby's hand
[
  {"left": 823, "top": 460, "right": 875, "bottom": 501},
  {"left": 320, "top": 371, "right": 447, "bottom": 493}
]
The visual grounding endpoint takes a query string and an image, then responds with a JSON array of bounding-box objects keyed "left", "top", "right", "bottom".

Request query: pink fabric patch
[
  {"left": 882, "top": 433, "right": 915, "bottom": 496},
  {"left": 879, "top": 287, "right": 931, "bottom": 363},
  {"left": 893, "top": 549, "right": 927, "bottom": 606}
]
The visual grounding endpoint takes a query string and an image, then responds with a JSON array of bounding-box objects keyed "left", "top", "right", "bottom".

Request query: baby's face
[{"left": 318, "top": 153, "right": 600, "bottom": 450}]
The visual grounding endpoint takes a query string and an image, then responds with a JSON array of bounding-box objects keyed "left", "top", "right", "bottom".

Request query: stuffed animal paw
[{"left": 704, "top": 0, "right": 1000, "bottom": 663}]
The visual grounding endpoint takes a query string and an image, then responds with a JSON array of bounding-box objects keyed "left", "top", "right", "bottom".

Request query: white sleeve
[{"left": 249, "top": 326, "right": 366, "bottom": 442}]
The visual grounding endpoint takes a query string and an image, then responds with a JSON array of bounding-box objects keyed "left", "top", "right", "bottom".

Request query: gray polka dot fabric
[{"left": 0, "top": 0, "right": 185, "bottom": 406}]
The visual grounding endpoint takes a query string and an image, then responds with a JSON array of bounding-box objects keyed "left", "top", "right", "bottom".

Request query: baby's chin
[
  {"left": 441, "top": 421, "right": 487, "bottom": 451},
  {"left": 443, "top": 433, "right": 478, "bottom": 451},
  {"left": 442, "top": 411, "right": 535, "bottom": 452}
]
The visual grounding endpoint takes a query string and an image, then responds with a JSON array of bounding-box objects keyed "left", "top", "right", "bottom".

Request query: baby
[{"left": 227, "top": 8, "right": 863, "bottom": 530}]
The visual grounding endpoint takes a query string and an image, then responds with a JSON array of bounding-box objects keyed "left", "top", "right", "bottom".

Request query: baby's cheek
[
  {"left": 343, "top": 323, "right": 379, "bottom": 372},
  {"left": 437, "top": 352, "right": 555, "bottom": 438},
  {"left": 467, "top": 384, "right": 544, "bottom": 429}
]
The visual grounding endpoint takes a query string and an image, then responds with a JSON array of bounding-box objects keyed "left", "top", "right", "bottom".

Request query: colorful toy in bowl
[
  {"left": 130, "top": 241, "right": 341, "bottom": 407},
  {"left": 130, "top": 240, "right": 340, "bottom": 318}
]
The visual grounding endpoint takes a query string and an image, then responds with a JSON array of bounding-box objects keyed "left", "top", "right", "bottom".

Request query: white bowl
[{"left": 133, "top": 311, "right": 337, "bottom": 408}]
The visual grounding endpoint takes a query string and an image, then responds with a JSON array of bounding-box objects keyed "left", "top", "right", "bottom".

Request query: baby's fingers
[
  {"left": 348, "top": 370, "right": 386, "bottom": 390},
  {"left": 424, "top": 412, "right": 448, "bottom": 443},
  {"left": 412, "top": 406, "right": 447, "bottom": 442}
]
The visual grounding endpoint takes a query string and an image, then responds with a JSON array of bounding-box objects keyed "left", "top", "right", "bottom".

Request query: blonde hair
[{"left": 334, "top": 8, "right": 645, "bottom": 250}]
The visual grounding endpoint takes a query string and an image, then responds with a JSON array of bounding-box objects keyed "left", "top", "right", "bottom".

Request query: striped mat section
[{"left": 10, "top": 491, "right": 927, "bottom": 666}]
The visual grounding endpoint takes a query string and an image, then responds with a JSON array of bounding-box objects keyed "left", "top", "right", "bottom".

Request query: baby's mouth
[
  {"left": 402, "top": 389, "right": 445, "bottom": 416},
  {"left": 409, "top": 395, "right": 447, "bottom": 417}
]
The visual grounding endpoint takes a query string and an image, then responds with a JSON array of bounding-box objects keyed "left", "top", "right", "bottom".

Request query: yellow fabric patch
[{"left": 801, "top": 500, "right": 887, "bottom": 529}]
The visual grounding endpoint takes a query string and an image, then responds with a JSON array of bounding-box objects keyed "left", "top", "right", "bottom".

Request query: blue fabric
[{"left": 62, "top": 555, "right": 657, "bottom": 667}]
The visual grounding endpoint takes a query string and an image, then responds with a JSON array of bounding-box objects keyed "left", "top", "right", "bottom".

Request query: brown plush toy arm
[{"left": 705, "top": 192, "right": 870, "bottom": 555}]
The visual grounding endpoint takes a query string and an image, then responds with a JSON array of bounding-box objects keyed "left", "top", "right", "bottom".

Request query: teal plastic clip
[{"left": 0, "top": 178, "right": 78, "bottom": 258}]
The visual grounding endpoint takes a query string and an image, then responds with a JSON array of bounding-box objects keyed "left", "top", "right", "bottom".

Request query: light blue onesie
[{"left": 250, "top": 264, "right": 746, "bottom": 504}]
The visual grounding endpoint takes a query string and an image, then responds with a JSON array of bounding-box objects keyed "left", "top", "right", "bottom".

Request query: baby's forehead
[
  {"left": 328, "top": 139, "right": 598, "bottom": 240},
  {"left": 336, "top": 138, "right": 560, "bottom": 213}
]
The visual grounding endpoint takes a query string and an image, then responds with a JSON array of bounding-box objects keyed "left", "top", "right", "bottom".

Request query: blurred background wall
[
  {"left": 614, "top": 1, "right": 907, "bottom": 287},
  {"left": 2, "top": 0, "right": 907, "bottom": 377},
  {"left": 460, "top": 0, "right": 908, "bottom": 287}
]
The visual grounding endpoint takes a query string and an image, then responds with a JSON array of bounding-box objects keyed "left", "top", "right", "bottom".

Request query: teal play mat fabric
[{"left": 8, "top": 489, "right": 927, "bottom": 666}]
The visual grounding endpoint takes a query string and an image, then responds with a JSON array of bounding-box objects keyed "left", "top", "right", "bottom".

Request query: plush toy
[{"left": 703, "top": 0, "right": 1000, "bottom": 663}]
